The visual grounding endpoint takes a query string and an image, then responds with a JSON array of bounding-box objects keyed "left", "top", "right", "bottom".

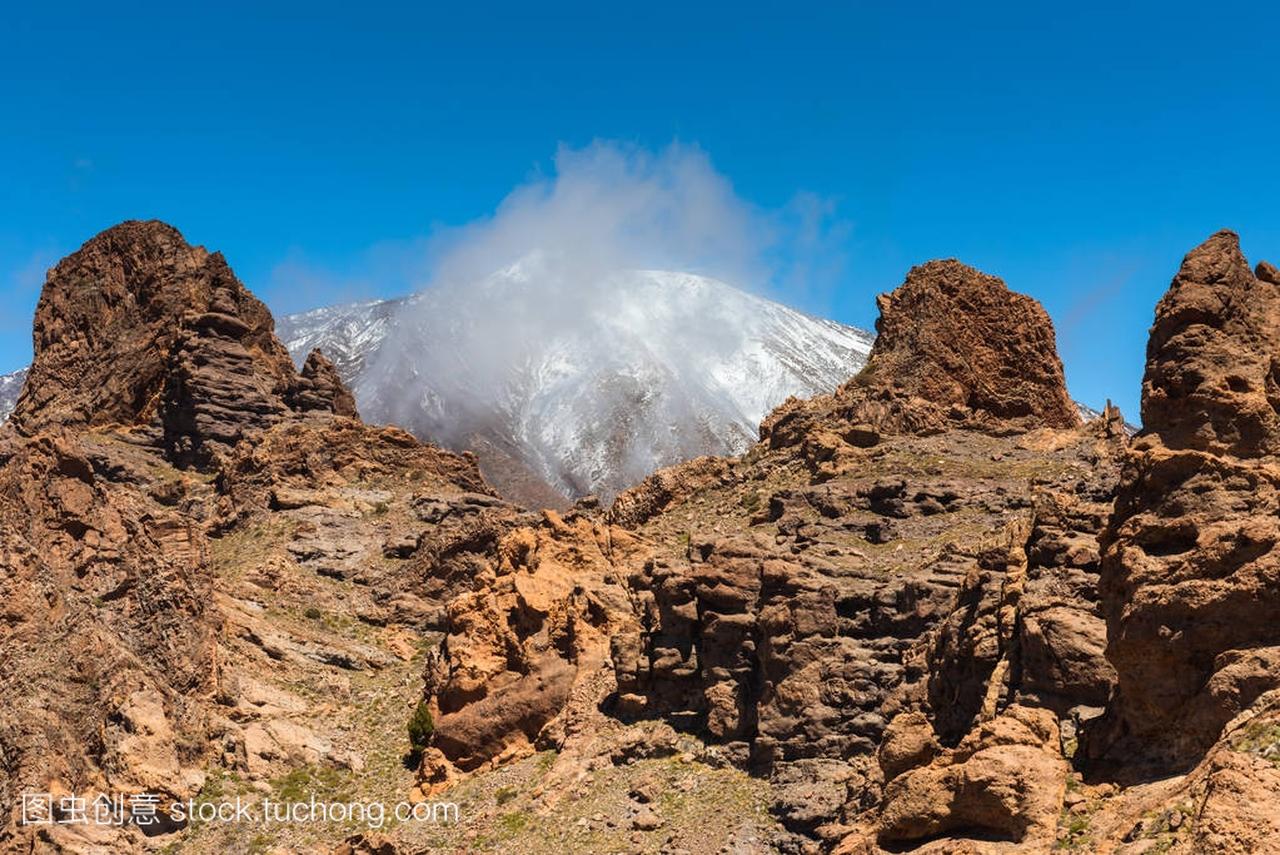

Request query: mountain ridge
[{"left": 0, "top": 273, "right": 1133, "bottom": 503}]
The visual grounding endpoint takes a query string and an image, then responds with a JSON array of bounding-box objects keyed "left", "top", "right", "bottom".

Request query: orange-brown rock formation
[{"left": 1088, "top": 232, "right": 1280, "bottom": 777}]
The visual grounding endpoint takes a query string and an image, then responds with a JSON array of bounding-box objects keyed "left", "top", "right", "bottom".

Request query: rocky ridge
[
  {"left": 0, "top": 222, "right": 507, "bottom": 853},
  {"left": 5, "top": 222, "right": 1280, "bottom": 854},
  {"left": 410, "top": 259, "right": 1130, "bottom": 851},
  {"left": 409, "top": 236, "right": 1280, "bottom": 854}
]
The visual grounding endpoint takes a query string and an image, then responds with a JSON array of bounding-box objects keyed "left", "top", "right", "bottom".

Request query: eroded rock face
[
  {"left": 859, "top": 260, "right": 1080, "bottom": 430},
  {"left": 13, "top": 222, "right": 296, "bottom": 438},
  {"left": 0, "top": 431, "right": 218, "bottom": 846},
  {"left": 420, "top": 509, "right": 645, "bottom": 772},
  {"left": 1141, "top": 230, "right": 1280, "bottom": 457},
  {"left": 0, "top": 221, "right": 495, "bottom": 852},
  {"left": 1090, "top": 232, "right": 1280, "bottom": 775},
  {"left": 762, "top": 260, "right": 1080, "bottom": 458},
  {"left": 419, "top": 256, "right": 1124, "bottom": 848},
  {"left": 867, "top": 705, "right": 1067, "bottom": 849},
  {"left": 287, "top": 349, "right": 360, "bottom": 418},
  {"left": 9, "top": 221, "right": 362, "bottom": 470},
  {"left": 607, "top": 455, "right": 732, "bottom": 528}
]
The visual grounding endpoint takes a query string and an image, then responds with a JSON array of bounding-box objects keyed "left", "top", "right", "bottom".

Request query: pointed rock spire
[{"left": 1141, "top": 229, "right": 1280, "bottom": 456}]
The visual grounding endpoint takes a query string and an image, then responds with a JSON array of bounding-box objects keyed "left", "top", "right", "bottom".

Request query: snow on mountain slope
[
  {"left": 278, "top": 266, "right": 875, "bottom": 505},
  {"left": 0, "top": 368, "right": 26, "bottom": 422}
]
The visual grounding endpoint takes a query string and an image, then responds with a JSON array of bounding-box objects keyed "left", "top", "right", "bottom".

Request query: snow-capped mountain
[
  {"left": 0, "top": 368, "right": 26, "bottom": 423},
  {"left": 278, "top": 265, "right": 875, "bottom": 506}
]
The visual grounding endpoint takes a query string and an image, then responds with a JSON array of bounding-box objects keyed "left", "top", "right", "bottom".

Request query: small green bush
[{"left": 407, "top": 701, "right": 435, "bottom": 758}]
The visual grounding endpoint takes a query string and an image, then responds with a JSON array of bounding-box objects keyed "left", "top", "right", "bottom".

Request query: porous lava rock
[
  {"left": 10, "top": 220, "right": 358, "bottom": 469},
  {"left": 762, "top": 260, "right": 1080, "bottom": 460},
  {"left": 1090, "top": 232, "right": 1280, "bottom": 776}
]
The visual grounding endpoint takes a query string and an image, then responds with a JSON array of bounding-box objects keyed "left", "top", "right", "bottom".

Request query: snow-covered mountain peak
[{"left": 280, "top": 268, "right": 874, "bottom": 505}]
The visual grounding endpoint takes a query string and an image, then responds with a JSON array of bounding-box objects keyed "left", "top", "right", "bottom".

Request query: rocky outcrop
[
  {"left": 13, "top": 222, "right": 295, "bottom": 435},
  {"left": 287, "top": 349, "right": 359, "bottom": 418},
  {"left": 0, "top": 221, "right": 500, "bottom": 853},
  {"left": 1089, "top": 232, "right": 1280, "bottom": 776},
  {"left": 762, "top": 260, "right": 1079, "bottom": 458},
  {"left": 858, "top": 260, "right": 1080, "bottom": 430},
  {"left": 854, "top": 705, "right": 1068, "bottom": 850},
  {"left": 0, "top": 431, "right": 218, "bottom": 848},
  {"left": 10, "top": 221, "right": 360, "bottom": 470},
  {"left": 1141, "top": 230, "right": 1280, "bottom": 457},
  {"left": 607, "top": 455, "right": 732, "bottom": 527},
  {"left": 419, "top": 509, "right": 646, "bottom": 774}
]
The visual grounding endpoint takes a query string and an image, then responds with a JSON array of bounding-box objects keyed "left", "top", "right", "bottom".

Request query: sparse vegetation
[
  {"left": 498, "top": 810, "right": 530, "bottom": 835},
  {"left": 1233, "top": 717, "right": 1280, "bottom": 765},
  {"left": 407, "top": 700, "right": 436, "bottom": 761},
  {"left": 270, "top": 763, "right": 351, "bottom": 804}
]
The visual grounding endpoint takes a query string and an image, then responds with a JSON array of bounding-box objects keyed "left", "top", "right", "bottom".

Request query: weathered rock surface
[
  {"left": 859, "top": 260, "right": 1080, "bottom": 429},
  {"left": 0, "top": 430, "right": 218, "bottom": 849},
  {"left": 287, "top": 348, "right": 360, "bottom": 418},
  {"left": 761, "top": 260, "right": 1080, "bottom": 462},
  {"left": 1141, "top": 230, "right": 1280, "bottom": 457},
  {"left": 420, "top": 508, "right": 645, "bottom": 773},
  {"left": 861, "top": 705, "right": 1067, "bottom": 849},
  {"left": 1088, "top": 232, "right": 1280, "bottom": 777},
  {"left": 419, "top": 255, "right": 1125, "bottom": 849},
  {"left": 8, "top": 221, "right": 361, "bottom": 470},
  {"left": 0, "top": 222, "right": 499, "bottom": 853},
  {"left": 607, "top": 455, "right": 732, "bottom": 528}
]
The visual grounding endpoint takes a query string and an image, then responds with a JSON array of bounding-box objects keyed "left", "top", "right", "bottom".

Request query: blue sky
[{"left": 2, "top": 1, "right": 1278, "bottom": 419}]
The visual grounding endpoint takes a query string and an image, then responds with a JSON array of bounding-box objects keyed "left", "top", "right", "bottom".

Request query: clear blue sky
[{"left": 3, "top": 1, "right": 1278, "bottom": 419}]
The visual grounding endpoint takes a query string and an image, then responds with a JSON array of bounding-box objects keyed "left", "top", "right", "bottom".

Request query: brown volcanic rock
[
  {"left": 0, "top": 431, "right": 218, "bottom": 848},
  {"left": 12, "top": 221, "right": 297, "bottom": 439},
  {"left": 607, "top": 454, "right": 732, "bottom": 527},
  {"left": 762, "top": 260, "right": 1079, "bottom": 460},
  {"left": 1088, "top": 233, "right": 1280, "bottom": 775},
  {"left": 865, "top": 705, "right": 1067, "bottom": 850},
  {"left": 288, "top": 348, "right": 359, "bottom": 418},
  {"left": 420, "top": 509, "right": 645, "bottom": 773},
  {"left": 1090, "top": 231, "right": 1280, "bottom": 773},
  {"left": 215, "top": 417, "right": 492, "bottom": 535},
  {"left": 605, "top": 426, "right": 1124, "bottom": 842},
  {"left": 8, "top": 220, "right": 365, "bottom": 470},
  {"left": 859, "top": 260, "right": 1079, "bottom": 430},
  {"left": 1141, "top": 230, "right": 1280, "bottom": 457},
  {"left": 1091, "top": 447, "right": 1280, "bottom": 772}
]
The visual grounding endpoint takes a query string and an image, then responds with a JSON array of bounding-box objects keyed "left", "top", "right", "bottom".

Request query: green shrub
[{"left": 407, "top": 701, "right": 435, "bottom": 758}]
